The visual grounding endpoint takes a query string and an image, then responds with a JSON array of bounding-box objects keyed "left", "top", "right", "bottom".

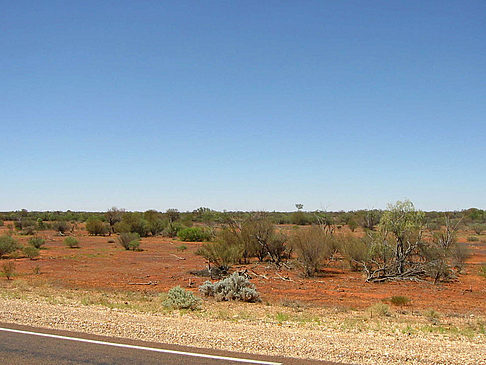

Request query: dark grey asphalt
[{"left": 0, "top": 323, "right": 349, "bottom": 365}]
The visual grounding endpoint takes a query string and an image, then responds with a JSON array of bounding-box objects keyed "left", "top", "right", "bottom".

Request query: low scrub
[
  {"left": 390, "top": 295, "right": 410, "bottom": 306},
  {"left": 64, "top": 236, "right": 79, "bottom": 248},
  {"left": 0, "top": 235, "right": 20, "bottom": 258},
  {"left": 177, "top": 227, "right": 212, "bottom": 242},
  {"left": 1, "top": 261, "right": 15, "bottom": 280},
  {"left": 290, "top": 226, "right": 334, "bottom": 277},
  {"left": 86, "top": 218, "right": 109, "bottom": 236},
  {"left": 117, "top": 232, "right": 141, "bottom": 251},
  {"left": 23, "top": 245, "right": 40, "bottom": 260},
  {"left": 28, "top": 237, "right": 46, "bottom": 249},
  {"left": 163, "top": 286, "right": 201, "bottom": 310},
  {"left": 368, "top": 302, "right": 390, "bottom": 317},
  {"left": 199, "top": 272, "right": 261, "bottom": 302}
]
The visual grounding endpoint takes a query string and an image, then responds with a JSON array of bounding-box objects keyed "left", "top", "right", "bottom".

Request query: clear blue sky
[{"left": 1, "top": 1, "right": 485, "bottom": 212}]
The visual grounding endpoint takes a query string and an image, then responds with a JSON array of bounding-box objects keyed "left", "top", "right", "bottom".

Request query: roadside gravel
[{"left": 0, "top": 297, "right": 485, "bottom": 365}]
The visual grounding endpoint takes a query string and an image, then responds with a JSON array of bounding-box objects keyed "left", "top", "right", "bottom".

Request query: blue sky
[{"left": 1, "top": 1, "right": 485, "bottom": 212}]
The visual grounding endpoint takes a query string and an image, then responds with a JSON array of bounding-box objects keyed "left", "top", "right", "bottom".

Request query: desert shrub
[
  {"left": 340, "top": 235, "right": 368, "bottom": 271},
  {"left": 467, "top": 236, "right": 479, "bottom": 242},
  {"left": 64, "top": 236, "right": 79, "bottom": 248},
  {"left": 471, "top": 224, "right": 486, "bottom": 235},
  {"left": 117, "top": 232, "right": 141, "bottom": 251},
  {"left": 368, "top": 302, "right": 390, "bottom": 317},
  {"left": 22, "top": 246, "right": 40, "bottom": 260},
  {"left": 105, "top": 207, "right": 125, "bottom": 234},
  {"left": 290, "top": 226, "right": 333, "bottom": 277},
  {"left": 148, "top": 219, "right": 167, "bottom": 236},
  {"left": 21, "top": 225, "right": 36, "bottom": 235},
  {"left": 478, "top": 265, "right": 486, "bottom": 278},
  {"left": 0, "top": 235, "right": 20, "bottom": 257},
  {"left": 52, "top": 221, "right": 71, "bottom": 234},
  {"left": 166, "top": 209, "right": 180, "bottom": 222},
  {"left": 1, "top": 261, "right": 15, "bottom": 280},
  {"left": 85, "top": 218, "right": 109, "bottom": 236},
  {"left": 390, "top": 296, "right": 410, "bottom": 306},
  {"left": 423, "top": 308, "right": 440, "bottom": 324},
  {"left": 196, "top": 241, "right": 242, "bottom": 272},
  {"left": 164, "top": 222, "right": 186, "bottom": 238},
  {"left": 199, "top": 272, "right": 261, "bottom": 302},
  {"left": 178, "top": 227, "right": 212, "bottom": 242},
  {"left": 117, "top": 213, "right": 150, "bottom": 237},
  {"left": 347, "top": 219, "right": 358, "bottom": 232},
  {"left": 451, "top": 242, "right": 470, "bottom": 272},
  {"left": 290, "top": 211, "right": 313, "bottom": 225},
  {"left": 0, "top": 220, "right": 3, "bottom": 226},
  {"left": 28, "top": 237, "right": 45, "bottom": 250},
  {"left": 176, "top": 244, "right": 187, "bottom": 251},
  {"left": 163, "top": 286, "right": 201, "bottom": 310}
]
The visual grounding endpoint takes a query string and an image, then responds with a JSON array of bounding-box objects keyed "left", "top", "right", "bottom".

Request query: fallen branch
[
  {"left": 170, "top": 254, "right": 185, "bottom": 260},
  {"left": 274, "top": 272, "right": 293, "bottom": 282},
  {"left": 128, "top": 281, "right": 158, "bottom": 285}
]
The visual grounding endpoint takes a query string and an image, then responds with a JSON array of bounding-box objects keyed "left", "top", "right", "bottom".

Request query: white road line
[{"left": 0, "top": 327, "right": 282, "bottom": 365}]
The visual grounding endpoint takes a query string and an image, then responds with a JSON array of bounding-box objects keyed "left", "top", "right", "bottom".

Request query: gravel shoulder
[{"left": 0, "top": 285, "right": 485, "bottom": 365}]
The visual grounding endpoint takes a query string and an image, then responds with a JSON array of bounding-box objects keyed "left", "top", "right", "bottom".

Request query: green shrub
[
  {"left": 177, "top": 227, "right": 212, "bottom": 242},
  {"left": 290, "top": 226, "right": 333, "bottom": 277},
  {"left": 471, "top": 224, "right": 486, "bottom": 235},
  {"left": 467, "top": 236, "right": 479, "bottom": 242},
  {"left": 199, "top": 272, "right": 261, "bottom": 302},
  {"left": 117, "top": 232, "right": 140, "bottom": 251},
  {"left": 195, "top": 241, "right": 242, "bottom": 271},
  {"left": 1, "top": 261, "right": 16, "bottom": 280},
  {"left": 0, "top": 235, "right": 20, "bottom": 257},
  {"left": 163, "top": 286, "right": 201, "bottom": 310},
  {"left": 176, "top": 244, "right": 187, "bottom": 252},
  {"left": 340, "top": 235, "right": 368, "bottom": 271},
  {"left": 52, "top": 221, "right": 71, "bottom": 234},
  {"left": 28, "top": 237, "right": 46, "bottom": 249},
  {"left": 64, "top": 236, "right": 79, "bottom": 248},
  {"left": 85, "top": 218, "right": 109, "bottom": 236},
  {"left": 390, "top": 295, "right": 410, "bottom": 306},
  {"left": 479, "top": 265, "right": 486, "bottom": 278},
  {"left": 0, "top": 220, "right": 3, "bottom": 226},
  {"left": 164, "top": 222, "right": 186, "bottom": 238},
  {"left": 368, "top": 302, "right": 390, "bottom": 317},
  {"left": 424, "top": 308, "right": 440, "bottom": 324},
  {"left": 23, "top": 246, "right": 40, "bottom": 260}
]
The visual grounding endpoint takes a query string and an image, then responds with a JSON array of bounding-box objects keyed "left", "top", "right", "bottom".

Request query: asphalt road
[{"left": 0, "top": 323, "right": 347, "bottom": 365}]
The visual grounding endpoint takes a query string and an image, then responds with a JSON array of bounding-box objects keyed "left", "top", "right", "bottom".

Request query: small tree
[
  {"left": 105, "top": 207, "right": 125, "bottom": 235},
  {"left": 1, "top": 261, "right": 15, "bottom": 280},
  {"left": 166, "top": 209, "right": 180, "bottom": 223}
]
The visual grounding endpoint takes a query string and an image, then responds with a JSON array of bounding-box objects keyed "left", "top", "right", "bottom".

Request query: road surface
[{"left": 0, "top": 323, "right": 347, "bottom": 365}]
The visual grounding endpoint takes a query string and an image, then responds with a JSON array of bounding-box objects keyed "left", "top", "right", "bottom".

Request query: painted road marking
[{"left": 0, "top": 327, "right": 282, "bottom": 365}]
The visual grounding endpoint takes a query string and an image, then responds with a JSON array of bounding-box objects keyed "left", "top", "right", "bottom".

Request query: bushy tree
[
  {"left": 85, "top": 217, "right": 109, "bottom": 236},
  {"left": 0, "top": 235, "right": 20, "bottom": 257}
]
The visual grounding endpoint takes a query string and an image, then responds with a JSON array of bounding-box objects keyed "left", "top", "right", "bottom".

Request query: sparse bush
[
  {"left": 64, "top": 236, "right": 79, "bottom": 248},
  {"left": 0, "top": 235, "right": 20, "bottom": 258},
  {"left": 1, "top": 261, "right": 15, "bottom": 280},
  {"left": 163, "top": 286, "right": 201, "bottom": 310},
  {"left": 467, "top": 236, "right": 479, "bottom": 242},
  {"left": 164, "top": 222, "right": 186, "bottom": 238},
  {"left": 178, "top": 227, "right": 212, "bottom": 242},
  {"left": 85, "top": 218, "right": 109, "bottom": 236},
  {"left": 290, "top": 211, "right": 313, "bottom": 225},
  {"left": 290, "top": 226, "right": 333, "bottom": 277},
  {"left": 347, "top": 219, "right": 358, "bottom": 232},
  {"left": 199, "top": 272, "right": 261, "bottom": 302},
  {"left": 368, "top": 302, "right": 390, "bottom": 317},
  {"left": 478, "top": 265, "right": 486, "bottom": 278},
  {"left": 28, "top": 237, "right": 46, "bottom": 249},
  {"left": 471, "top": 224, "right": 486, "bottom": 235},
  {"left": 423, "top": 308, "right": 440, "bottom": 324},
  {"left": 176, "top": 244, "right": 187, "bottom": 252},
  {"left": 390, "top": 296, "right": 410, "bottom": 306},
  {"left": 52, "top": 221, "right": 71, "bottom": 234},
  {"left": 340, "top": 235, "right": 368, "bottom": 271},
  {"left": 196, "top": 241, "right": 242, "bottom": 272},
  {"left": 166, "top": 209, "right": 180, "bottom": 223},
  {"left": 117, "top": 232, "right": 141, "bottom": 251},
  {"left": 23, "top": 245, "right": 40, "bottom": 260},
  {"left": 0, "top": 220, "right": 3, "bottom": 226}
]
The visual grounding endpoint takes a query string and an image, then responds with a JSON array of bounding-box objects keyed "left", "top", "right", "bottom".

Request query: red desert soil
[{"left": 2, "top": 223, "right": 486, "bottom": 314}]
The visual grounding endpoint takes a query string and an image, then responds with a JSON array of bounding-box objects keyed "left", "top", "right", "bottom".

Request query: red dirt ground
[{"left": 2, "top": 223, "right": 485, "bottom": 314}]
